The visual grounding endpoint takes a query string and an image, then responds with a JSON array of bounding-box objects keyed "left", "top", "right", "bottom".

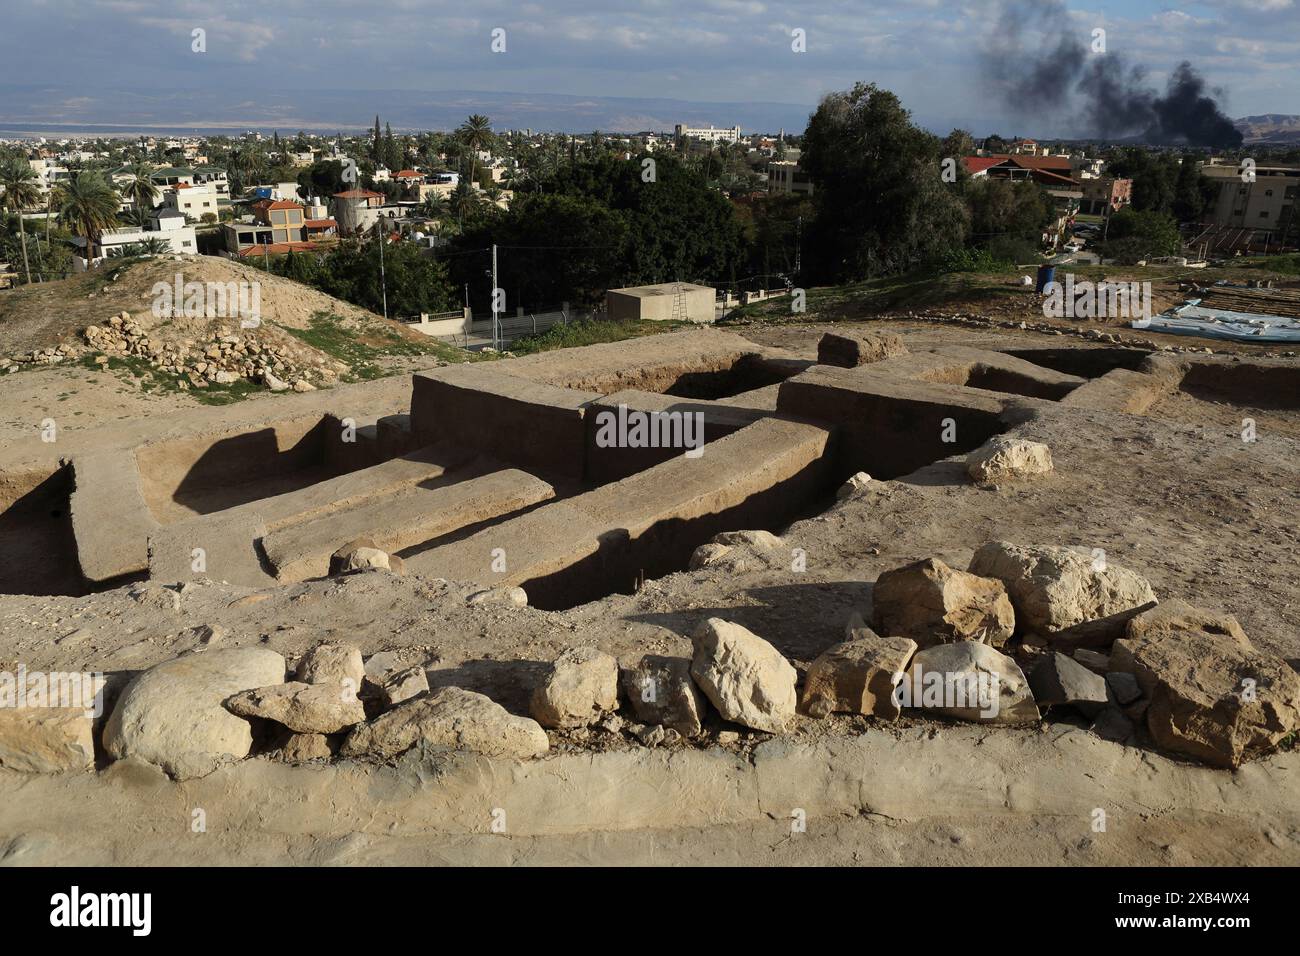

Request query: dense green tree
[
  {"left": 451, "top": 193, "right": 629, "bottom": 309},
  {"left": 940, "top": 129, "right": 976, "bottom": 161},
  {"left": 1098, "top": 208, "right": 1182, "bottom": 263},
  {"left": 296, "top": 160, "right": 349, "bottom": 201},
  {"left": 800, "top": 83, "right": 969, "bottom": 281},
  {"left": 964, "top": 178, "right": 1054, "bottom": 244}
]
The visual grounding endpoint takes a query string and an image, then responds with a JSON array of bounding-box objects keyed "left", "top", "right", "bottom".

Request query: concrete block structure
[{"left": 606, "top": 283, "right": 716, "bottom": 324}]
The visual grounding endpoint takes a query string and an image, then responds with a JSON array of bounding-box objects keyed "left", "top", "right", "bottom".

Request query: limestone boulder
[
  {"left": 900, "top": 641, "right": 1039, "bottom": 725},
  {"left": 530, "top": 646, "right": 619, "bottom": 728},
  {"left": 1125, "top": 599, "right": 1251, "bottom": 649},
  {"left": 278, "top": 733, "right": 334, "bottom": 762},
  {"left": 341, "top": 687, "right": 549, "bottom": 760},
  {"left": 966, "top": 436, "right": 1054, "bottom": 484},
  {"left": 466, "top": 586, "right": 528, "bottom": 607},
  {"left": 1116, "top": 628, "right": 1300, "bottom": 768},
  {"left": 329, "top": 538, "right": 403, "bottom": 576},
  {"left": 969, "top": 541, "right": 1156, "bottom": 643},
  {"left": 295, "top": 642, "right": 364, "bottom": 691},
  {"left": 690, "top": 618, "right": 797, "bottom": 733},
  {"left": 225, "top": 681, "right": 366, "bottom": 734},
  {"left": 620, "top": 655, "right": 708, "bottom": 737},
  {"left": 103, "top": 648, "right": 287, "bottom": 779},
  {"left": 835, "top": 472, "right": 874, "bottom": 500},
  {"left": 817, "top": 330, "right": 907, "bottom": 368},
  {"left": 801, "top": 634, "right": 918, "bottom": 719},
  {"left": 689, "top": 530, "right": 786, "bottom": 574},
  {"left": 377, "top": 666, "right": 429, "bottom": 708},
  {"left": 1028, "top": 652, "right": 1109, "bottom": 717},
  {"left": 872, "top": 557, "right": 1015, "bottom": 648},
  {"left": 0, "top": 705, "right": 97, "bottom": 774}
]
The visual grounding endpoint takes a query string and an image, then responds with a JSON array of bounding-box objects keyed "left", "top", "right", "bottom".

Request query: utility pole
[
  {"left": 378, "top": 220, "right": 388, "bottom": 320},
  {"left": 491, "top": 243, "right": 499, "bottom": 351},
  {"left": 794, "top": 215, "right": 802, "bottom": 276}
]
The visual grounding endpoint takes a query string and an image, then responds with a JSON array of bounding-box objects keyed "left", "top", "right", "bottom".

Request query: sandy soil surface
[{"left": 1, "top": 308, "right": 1298, "bottom": 866}]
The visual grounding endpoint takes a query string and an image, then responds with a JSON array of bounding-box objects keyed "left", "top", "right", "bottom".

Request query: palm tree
[
  {"left": 56, "top": 171, "right": 119, "bottom": 263},
  {"left": 140, "top": 237, "right": 170, "bottom": 255},
  {"left": 118, "top": 163, "right": 159, "bottom": 213},
  {"left": 122, "top": 204, "right": 152, "bottom": 228},
  {"left": 418, "top": 193, "right": 447, "bottom": 221},
  {"left": 448, "top": 181, "right": 482, "bottom": 228},
  {"left": 0, "top": 159, "right": 42, "bottom": 284},
  {"left": 456, "top": 114, "right": 493, "bottom": 187}
]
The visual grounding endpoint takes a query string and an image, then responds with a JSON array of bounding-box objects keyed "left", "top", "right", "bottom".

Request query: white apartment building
[
  {"left": 674, "top": 123, "right": 742, "bottom": 144},
  {"left": 72, "top": 209, "right": 197, "bottom": 264},
  {"left": 1202, "top": 161, "right": 1300, "bottom": 233},
  {"left": 161, "top": 181, "right": 220, "bottom": 220}
]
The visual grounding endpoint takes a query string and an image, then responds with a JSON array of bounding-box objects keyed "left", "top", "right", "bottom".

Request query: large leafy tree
[
  {"left": 56, "top": 171, "right": 119, "bottom": 262},
  {"left": 541, "top": 152, "right": 746, "bottom": 286},
  {"left": 964, "top": 178, "right": 1054, "bottom": 244},
  {"left": 452, "top": 193, "right": 629, "bottom": 309},
  {"left": 0, "top": 158, "right": 41, "bottom": 283},
  {"left": 1098, "top": 208, "right": 1182, "bottom": 263},
  {"left": 801, "top": 82, "right": 969, "bottom": 281}
]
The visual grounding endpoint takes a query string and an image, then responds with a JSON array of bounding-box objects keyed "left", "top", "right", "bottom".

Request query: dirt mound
[{"left": 0, "top": 256, "right": 445, "bottom": 395}]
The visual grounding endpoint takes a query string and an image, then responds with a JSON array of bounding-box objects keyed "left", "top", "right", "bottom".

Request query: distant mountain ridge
[
  {"left": 0, "top": 84, "right": 815, "bottom": 136},
  {"left": 1234, "top": 114, "right": 1300, "bottom": 144}
]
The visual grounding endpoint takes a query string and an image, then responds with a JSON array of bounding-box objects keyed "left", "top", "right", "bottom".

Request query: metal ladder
[{"left": 669, "top": 282, "right": 688, "bottom": 322}]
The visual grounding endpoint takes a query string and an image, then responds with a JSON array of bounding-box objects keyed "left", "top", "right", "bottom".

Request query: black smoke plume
[{"left": 982, "top": 0, "right": 1243, "bottom": 148}]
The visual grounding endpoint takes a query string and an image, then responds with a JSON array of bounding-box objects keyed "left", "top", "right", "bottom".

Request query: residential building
[
  {"left": 150, "top": 166, "right": 195, "bottom": 188},
  {"left": 72, "top": 208, "right": 197, "bottom": 263},
  {"left": 1079, "top": 177, "right": 1133, "bottom": 216},
  {"left": 162, "top": 181, "right": 220, "bottom": 220},
  {"left": 222, "top": 199, "right": 309, "bottom": 254},
  {"left": 191, "top": 168, "right": 230, "bottom": 201},
  {"left": 1201, "top": 162, "right": 1299, "bottom": 236},
  {"left": 331, "top": 188, "right": 386, "bottom": 234},
  {"left": 767, "top": 160, "right": 814, "bottom": 197}
]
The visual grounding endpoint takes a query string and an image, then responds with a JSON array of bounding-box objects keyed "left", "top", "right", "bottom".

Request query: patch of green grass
[
  {"left": 509, "top": 318, "right": 693, "bottom": 355},
  {"left": 719, "top": 267, "right": 1019, "bottom": 325},
  {"left": 79, "top": 351, "right": 257, "bottom": 405},
  {"left": 1236, "top": 253, "right": 1300, "bottom": 276},
  {"left": 281, "top": 312, "right": 468, "bottom": 379}
]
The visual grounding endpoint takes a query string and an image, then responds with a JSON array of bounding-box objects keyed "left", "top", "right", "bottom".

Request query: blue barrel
[{"left": 1035, "top": 264, "right": 1056, "bottom": 293}]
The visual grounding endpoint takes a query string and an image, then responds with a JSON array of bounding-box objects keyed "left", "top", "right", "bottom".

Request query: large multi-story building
[
  {"left": 1202, "top": 161, "right": 1299, "bottom": 237},
  {"left": 674, "top": 123, "right": 742, "bottom": 144}
]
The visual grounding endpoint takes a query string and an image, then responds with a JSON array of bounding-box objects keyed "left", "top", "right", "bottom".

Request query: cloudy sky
[{"left": 0, "top": 0, "right": 1296, "bottom": 133}]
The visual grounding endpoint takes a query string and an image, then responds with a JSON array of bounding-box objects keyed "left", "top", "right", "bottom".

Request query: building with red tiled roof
[{"left": 305, "top": 217, "right": 338, "bottom": 237}]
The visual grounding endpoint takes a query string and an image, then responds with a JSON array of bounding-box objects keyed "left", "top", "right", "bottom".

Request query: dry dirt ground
[{"left": 1, "top": 308, "right": 1298, "bottom": 866}]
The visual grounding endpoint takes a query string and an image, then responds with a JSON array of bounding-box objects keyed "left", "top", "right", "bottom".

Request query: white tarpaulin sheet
[{"left": 1133, "top": 300, "right": 1300, "bottom": 343}]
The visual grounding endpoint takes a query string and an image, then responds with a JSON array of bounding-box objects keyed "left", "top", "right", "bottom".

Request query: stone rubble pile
[
  {"left": 79, "top": 311, "right": 346, "bottom": 392},
  {"left": 2, "top": 533, "right": 1296, "bottom": 780}
]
